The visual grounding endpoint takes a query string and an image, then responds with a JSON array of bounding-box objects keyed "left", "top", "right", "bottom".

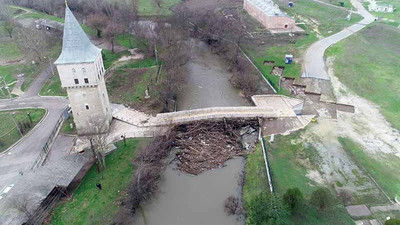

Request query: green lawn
[
  {"left": 60, "top": 115, "right": 76, "bottom": 135},
  {"left": 318, "top": 0, "right": 353, "bottom": 9},
  {"left": 138, "top": 0, "right": 182, "bottom": 16},
  {"left": 107, "top": 67, "right": 157, "bottom": 105},
  {"left": 339, "top": 137, "right": 400, "bottom": 200},
  {"left": 120, "top": 58, "right": 157, "bottom": 69},
  {"left": 243, "top": 144, "right": 269, "bottom": 205},
  {"left": 50, "top": 138, "right": 148, "bottom": 225},
  {"left": 116, "top": 33, "right": 137, "bottom": 49},
  {"left": 325, "top": 23, "right": 400, "bottom": 129},
  {"left": 244, "top": 31, "right": 318, "bottom": 93},
  {"left": 0, "top": 108, "right": 46, "bottom": 152},
  {"left": 40, "top": 74, "right": 67, "bottom": 96},
  {"left": 102, "top": 50, "right": 131, "bottom": 69},
  {"left": 267, "top": 133, "right": 354, "bottom": 225},
  {"left": 276, "top": 0, "right": 363, "bottom": 36},
  {"left": 0, "top": 63, "right": 39, "bottom": 98},
  {"left": 0, "top": 40, "right": 22, "bottom": 62}
]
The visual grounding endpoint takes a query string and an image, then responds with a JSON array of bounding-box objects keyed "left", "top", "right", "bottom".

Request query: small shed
[{"left": 35, "top": 19, "right": 64, "bottom": 32}]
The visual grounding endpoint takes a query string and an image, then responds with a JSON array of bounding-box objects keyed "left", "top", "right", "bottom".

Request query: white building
[
  {"left": 244, "top": 0, "right": 296, "bottom": 30},
  {"left": 55, "top": 5, "right": 112, "bottom": 135},
  {"left": 368, "top": 0, "right": 395, "bottom": 13}
]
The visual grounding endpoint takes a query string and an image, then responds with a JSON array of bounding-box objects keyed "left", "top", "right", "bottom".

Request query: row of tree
[{"left": 247, "top": 187, "right": 338, "bottom": 225}]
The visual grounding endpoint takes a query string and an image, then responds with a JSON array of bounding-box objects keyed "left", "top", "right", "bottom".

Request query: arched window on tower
[{"left": 82, "top": 68, "right": 86, "bottom": 74}]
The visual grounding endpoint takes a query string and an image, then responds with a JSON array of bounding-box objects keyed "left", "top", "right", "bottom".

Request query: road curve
[
  {"left": 0, "top": 65, "right": 68, "bottom": 208},
  {"left": 302, "top": 0, "right": 376, "bottom": 80}
]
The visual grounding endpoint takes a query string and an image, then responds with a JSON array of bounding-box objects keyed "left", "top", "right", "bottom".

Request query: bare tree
[
  {"left": 113, "top": 0, "right": 138, "bottom": 48},
  {"left": 15, "top": 27, "right": 53, "bottom": 63},
  {"left": 87, "top": 117, "right": 111, "bottom": 172},
  {"left": 338, "top": 189, "right": 353, "bottom": 205},
  {"left": 86, "top": 13, "right": 109, "bottom": 38},
  {"left": 4, "top": 19, "right": 14, "bottom": 38},
  {"left": 104, "top": 20, "right": 125, "bottom": 53},
  {"left": 9, "top": 195, "right": 35, "bottom": 218}
]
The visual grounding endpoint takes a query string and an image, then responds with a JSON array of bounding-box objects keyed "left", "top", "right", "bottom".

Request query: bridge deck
[{"left": 112, "top": 95, "right": 303, "bottom": 127}]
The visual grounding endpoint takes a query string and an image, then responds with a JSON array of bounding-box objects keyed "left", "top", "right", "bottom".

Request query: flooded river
[
  {"left": 176, "top": 40, "right": 249, "bottom": 110},
  {"left": 134, "top": 40, "right": 249, "bottom": 225}
]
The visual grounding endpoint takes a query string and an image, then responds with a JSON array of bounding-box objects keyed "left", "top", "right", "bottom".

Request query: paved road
[
  {"left": 302, "top": 0, "right": 376, "bottom": 80},
  {"left": 0, "top": 65, "right": 68, "bottom": 212}
]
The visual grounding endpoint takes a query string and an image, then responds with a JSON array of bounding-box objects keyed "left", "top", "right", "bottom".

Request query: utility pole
[{"left": 11, "top": 112, "right": 23, "bottom": 137}]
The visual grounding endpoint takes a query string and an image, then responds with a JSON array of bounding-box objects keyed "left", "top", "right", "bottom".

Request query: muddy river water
[{"left": 133, "top": 40, "right": 249, "bottom": 225}]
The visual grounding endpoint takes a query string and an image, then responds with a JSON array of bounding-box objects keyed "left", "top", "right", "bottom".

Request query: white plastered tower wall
[{"left": 55, "top": 5, "right": 112, "bottom": 135}]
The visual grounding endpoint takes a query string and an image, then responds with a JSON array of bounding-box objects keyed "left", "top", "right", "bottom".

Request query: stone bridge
[{"left": 112, "top": 95, "right": 312, "bottom": 128}]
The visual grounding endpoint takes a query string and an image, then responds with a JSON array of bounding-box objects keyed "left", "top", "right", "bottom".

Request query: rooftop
[
  {"left": 246, "top": 0, "right": 287, "bottom": 17},
  {"left": 55, "top": 6, "right": 101, "bottom": 65}
]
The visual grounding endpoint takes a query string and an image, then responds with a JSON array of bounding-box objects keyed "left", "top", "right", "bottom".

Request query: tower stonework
[{"left": 55, "top": 6, "right": 112, "bottom": 135}]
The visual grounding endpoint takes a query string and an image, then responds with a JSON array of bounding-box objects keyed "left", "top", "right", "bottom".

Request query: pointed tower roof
[{"left": 55, "top": 6, "right": 101, "bottom": 65}]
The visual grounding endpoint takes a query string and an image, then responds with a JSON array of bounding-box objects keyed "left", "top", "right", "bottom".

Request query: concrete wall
[
  {"left": 244, "top": 0, "right": 295, "bottom": 29},
  {"left": 57, "top": 53, "right": 112, "bottom": 135}
]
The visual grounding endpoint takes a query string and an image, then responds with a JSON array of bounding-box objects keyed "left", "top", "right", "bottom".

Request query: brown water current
[{"left": 134, "top": 40, "right": 248, "bottom": 225}]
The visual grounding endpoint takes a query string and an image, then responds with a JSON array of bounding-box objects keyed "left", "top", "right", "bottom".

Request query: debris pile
[
  {"left": 270, "top": 66, "right": 285, "bottom": 76},
  {"left": 173, "top": 119, "right": 259, "bottom": 175}
]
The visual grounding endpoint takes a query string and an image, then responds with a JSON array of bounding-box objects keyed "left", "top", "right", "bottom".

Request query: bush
[
  {"left": 385, "top": 218, "right": 400, "bottom": 225},
  {"left": 283, "top": 188, "right": 303, "bottom": 211},
  {"left": 310, "top": 188, "right": 333, "bottom": 210},
  {"left": 247, "top": 192, "right": 292, "bottom": 225}
]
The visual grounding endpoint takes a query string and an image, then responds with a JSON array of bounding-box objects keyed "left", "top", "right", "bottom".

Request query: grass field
[
  {"left": 0, "top": 108, "right": 46, "bottom": 152},
  {"left": 244, "top": 31, "right": 318, "bottom": 93},
  {"left": 40, "top": 74, "right": 67, "bottom": 96},
  {"left": 0, "top": 34, "right": 22, "bottom": 62},
  {"left": 137, "top": 0, "right": 182, "bottom": 16},
  {"left": 243, "top": 143, "right": 269, "bottom": 206},
  {"left": 276, "top": 0, "right": 362, "bottom": 36},
  {"left": 60, "top": 115, "right": 76, "bottom": 135},
  {"left": 102, "top": 50, "right": 131, "bottom": 69},
  {"left": 325, "top": 23, "right": 400, "bottom": 129},
  {"left": 0, "top": 63, "right": 39, "bottom": 98},
  {"left": 50, "top": 138, "right": 148, "bottom": 225},
  {"left": 339, "top": 137, "right": 400, "bottom": 200},
  {"left": 318, "top": 0, "right": 353, "bottom": 9},
  {"left": 116, "top": 33, "right": 137, "bottom": 49},
  {"left": 267, "top": 133, "right": 355, "bottom": 225},
  {"left": 107, "top": 67, "right": 157, "bottom": 104}
]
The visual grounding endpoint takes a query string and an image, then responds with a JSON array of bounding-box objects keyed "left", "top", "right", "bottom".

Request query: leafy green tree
[
  {"left": 283, "top": 188, "right": 303, "bottom": 211},
  {"left": 310, "top": 188, "right": 333, "bottom": 210},
  {"left": 247, "top": 192, "right": 292, "bottom": 225},
  {"left": 385, "top": 218, "right": 400, "bottom": 225}
]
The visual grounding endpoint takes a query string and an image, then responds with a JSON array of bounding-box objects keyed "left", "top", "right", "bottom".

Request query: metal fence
[
  {"left": 259, "top": 129, "right": 274, "bottom": 193},
  {"left": 31, "top": 107, "right": 70, "bottom": 170}
]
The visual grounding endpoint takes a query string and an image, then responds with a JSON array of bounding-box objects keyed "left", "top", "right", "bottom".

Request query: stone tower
[{"left": 55, "top": 5, "right": 112, "bottom": 135}]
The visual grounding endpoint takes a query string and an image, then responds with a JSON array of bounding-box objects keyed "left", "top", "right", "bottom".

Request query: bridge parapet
[{"left": 112, "top": 95, "right": 304, "bottom": 127}]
